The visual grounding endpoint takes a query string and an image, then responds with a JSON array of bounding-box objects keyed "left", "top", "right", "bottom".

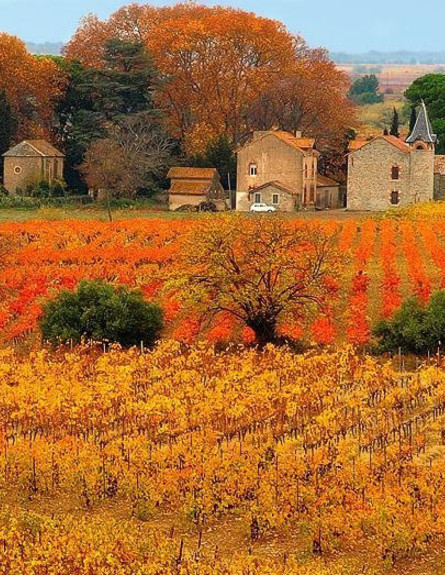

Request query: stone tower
[
  {"left": 406, "top": 102, "right": 436, "bottom": 204},
  {"left": 406, "top": 101, "right": 437, "bottom": 150}
]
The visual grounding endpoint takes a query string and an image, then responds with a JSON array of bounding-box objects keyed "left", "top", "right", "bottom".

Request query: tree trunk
[{"left": 246, "top": 313, "right": 278, "bottom": 347}]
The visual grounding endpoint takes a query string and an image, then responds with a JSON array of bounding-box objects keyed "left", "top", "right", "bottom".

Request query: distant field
[{"left": 338, "top": 64, "right": 445, "bottom": 95}]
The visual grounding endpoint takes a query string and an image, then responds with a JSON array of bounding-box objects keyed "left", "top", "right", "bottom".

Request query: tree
[
  {"left": 81, "top": 113, "right": 173, "bottom": 202},
  {"left": 0, "top": 34, "right": 64, "bottom": 141},
  {"left": 390, "top": 107, "right": 400, "bottom": 138},
  {"left": 188, "top": 135, "right": 236, "bottom": 190},
  {"left": 65, "top": 4, "right": 356, "bottom": 157},
  {"left": 57, "top": 39, "right": 162, "bottom": 190},
  {"left": 0, "top": 90, "right": 17, "bottom": 177},
  {"left": 405, "top": 74, "right": 445, "bottom": 153},
  {"left": 172, "top": 217, "right": 342, "bottom": 346},
  {"left": 40, "top": 280, "right": 163, "bottom": 348},
  {"left": 348, "top": 74, "right": 383, "bottom": 105}
]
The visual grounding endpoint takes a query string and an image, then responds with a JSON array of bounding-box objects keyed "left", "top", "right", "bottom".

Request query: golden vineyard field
[
  {"left": 2, "top": 343, "right": 445, "bottom": 573},
  {"left": 4, "top": 211, "right": 445, "bottom": 573}
]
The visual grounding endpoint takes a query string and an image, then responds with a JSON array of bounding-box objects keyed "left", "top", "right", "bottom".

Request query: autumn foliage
[
  {"left": 0, "top": 343, "right": 445, "bottom": 570},
  {"left": 0, "top": 215, "right": 444, "bottom": 347},
  {"left": 64, "top": 3, "right": 355, "bottom": 155},
  {"left": 0, "top": 34, "right": 65, "bottom": 140}
]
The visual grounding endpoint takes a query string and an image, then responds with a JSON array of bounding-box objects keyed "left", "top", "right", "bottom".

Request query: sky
[{"left": 1, "top": 0, "right": 444, "bottom": 53}]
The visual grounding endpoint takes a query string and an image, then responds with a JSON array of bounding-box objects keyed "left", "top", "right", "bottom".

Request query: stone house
[
  {"left": 167, "top": 167, "right": 227, "bottom": 211},
  {"left": 347, "top": 102, "right": 436, "bottom": 211},
  {"left": 316, "top": 175, "right": 341, "bottom": 209},
  {"left": 3, "top": 140, "right": 64, "bottom": 194},
  {"left": 236, "top": 130, "right": 320, "bottom": 211}
]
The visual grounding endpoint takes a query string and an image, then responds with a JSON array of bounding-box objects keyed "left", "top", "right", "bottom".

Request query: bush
[
  {"left": 25, "top": 179, "right": 68, "bottom": 199},
  {"left": 373, "top": 291, "right": 445, "bottom": 354},
  {"left": 40, "top": 280, "right": 163, "bottom": 348}
]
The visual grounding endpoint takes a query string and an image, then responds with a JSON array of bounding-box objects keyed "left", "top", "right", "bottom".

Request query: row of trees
[{"left": 0, "top": 3, "right": 357, "bottom": 194}]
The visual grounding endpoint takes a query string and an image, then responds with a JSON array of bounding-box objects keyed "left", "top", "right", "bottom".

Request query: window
[
  {"left": 305, "top": 164, "right": 308, "bottom": 178},
  {"left": 14, "top": 166, "right": 22, "bottom": 175},
  {"left": 254, "top": 192, "right": 261, "bottom": 203},
  {"left": 392, "top": 166, "right": 400, "bottom": 180},
  {"left": 391, "top": 190, "right": 399, "bottom": 205},
  {"left": 272, "top": 194, "right": 279, "bottom": 205},
  {"left": 309, "top": 185, "right": 315, "bottom": 203},
  {"left": 249, "top": 163, "right": 258, "bottom": 177}
]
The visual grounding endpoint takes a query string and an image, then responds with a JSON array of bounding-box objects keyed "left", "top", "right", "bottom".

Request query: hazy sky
[{"left": 1, "top": 0, "right": 444, "bottom": 52}]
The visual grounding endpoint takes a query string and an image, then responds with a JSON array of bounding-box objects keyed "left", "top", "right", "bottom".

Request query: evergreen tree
[
  {"left": 57, "top": 39, "right": 163, "bottom": 191},
  {"left": 0, "top": 90, "right": 16, "bottom": 155},
  {"left": 390, "top": 107, "right": 400, "bottom": 138},
  {"left": 0, "top": 90, "right": 17, "bottom": 182},
  {"left": 189, "top": 135, "right": 236, "bottom": 190}
]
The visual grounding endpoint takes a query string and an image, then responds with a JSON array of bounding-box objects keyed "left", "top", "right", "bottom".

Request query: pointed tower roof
[{"left": 406, "top": 101, "right": 437, "bottom": 145}]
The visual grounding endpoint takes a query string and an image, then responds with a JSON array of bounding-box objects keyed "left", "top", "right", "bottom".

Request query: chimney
[{"left": 295, "top": 130, "right": 302, "bottom": 139}]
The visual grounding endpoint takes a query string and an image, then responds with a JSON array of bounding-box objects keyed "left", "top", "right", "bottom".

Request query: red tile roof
[
  {"left": 349, "top": 135, "right": 411, "bottom": 155},
  {"left": 272, "top": 131, "right": 315, "bottom": 152},
  {"left": 168, "top": 167, "right": 217, "bottom": 180},
  {"left": 169, "top": 181, "right": 211, "bottom": 196},
  {"left": 251, "top": 180, "right": 296, "bottom": 195}
]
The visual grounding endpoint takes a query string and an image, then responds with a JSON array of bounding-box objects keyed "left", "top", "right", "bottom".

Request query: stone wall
[
  {"left": 4, "top": 156, "right": 43, "bottom": 193},
  {"left": 237, "top": 134, "right": 303, "bottom": 195},
  {"left": 434, "top": 173, "right": 445, "bottom": 200},
  {"left": 347, "top": 139, "right": 434, "bottom": 211}
]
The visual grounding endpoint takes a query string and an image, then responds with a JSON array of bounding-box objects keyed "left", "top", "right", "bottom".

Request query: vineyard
[
  {"left": 0, "top": 215, "right": 444, "bottom": 347},
  {"left": 3, "top": 213, "right": 445, "bottom": 573},
  {"left": 1, "top": 343, "right": 445, "bottom": 573}
]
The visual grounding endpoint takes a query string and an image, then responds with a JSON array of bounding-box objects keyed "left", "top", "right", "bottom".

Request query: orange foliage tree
[
  {"left": 0, "top": 34, "right": 65, "bottom": 140},
  {"left": 170, "top": 217, "right": 342, "bottom": 345},
  {"left": 65, "top": 3, "right": 356, "bottom": 155}
]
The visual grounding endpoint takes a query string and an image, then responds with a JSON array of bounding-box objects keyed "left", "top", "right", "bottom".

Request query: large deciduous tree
[
  {"left": 65, "top": 3, "right": 356, "bottom": 157},
  {"left": 172, "top": 217, "right": 342, "bottom": 346},
  {"left": 81, "top": 113, "right": 173, "bottom": 201},
  {"left": 0, "top": 34, "right": 64, "bottom": 141}
]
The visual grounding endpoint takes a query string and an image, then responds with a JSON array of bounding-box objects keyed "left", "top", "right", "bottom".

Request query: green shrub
[
  {"left": 25, "top": 179, "right": 67, "bottom": 199},
  {"left": 373, "top": 291, "right": 445, "bottom": 354},
  {"left": 40, "top": 280, "right": 163, "bottom": 348}
]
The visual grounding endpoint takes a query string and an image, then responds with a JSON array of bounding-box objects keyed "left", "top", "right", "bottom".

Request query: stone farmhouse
[
  {"left": 236, "top": 130, "right": 340, "bottom": 212},
  {"left": 167, "top": 167, "right": 227, "bottom": 211},
  {"left": 3, "top": 140, "right": 64, "bottom": 194},
  {"left": 347, "top": 103, "right": 436, "bottom": 211}
]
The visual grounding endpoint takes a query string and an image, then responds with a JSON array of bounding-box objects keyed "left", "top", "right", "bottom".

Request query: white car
[{"left": 250, "top": 203, "right": 276, "bottom": 213}]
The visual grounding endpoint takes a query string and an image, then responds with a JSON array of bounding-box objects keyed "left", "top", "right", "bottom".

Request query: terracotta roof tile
[
  {"left": 251, "top": 180, "right": 296, "bottom": 195},
  {"left": 169, "top": 181, "right": 210, "bottom": 196},
  {"left": 168, "top": 167, "right": 217, "bottom": 180},
  {"left": 272, "top": 131, "right": 315, "bottom": 152},
  {"left": 349, "top": 136, "right": 411, "bottom": 155}
]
